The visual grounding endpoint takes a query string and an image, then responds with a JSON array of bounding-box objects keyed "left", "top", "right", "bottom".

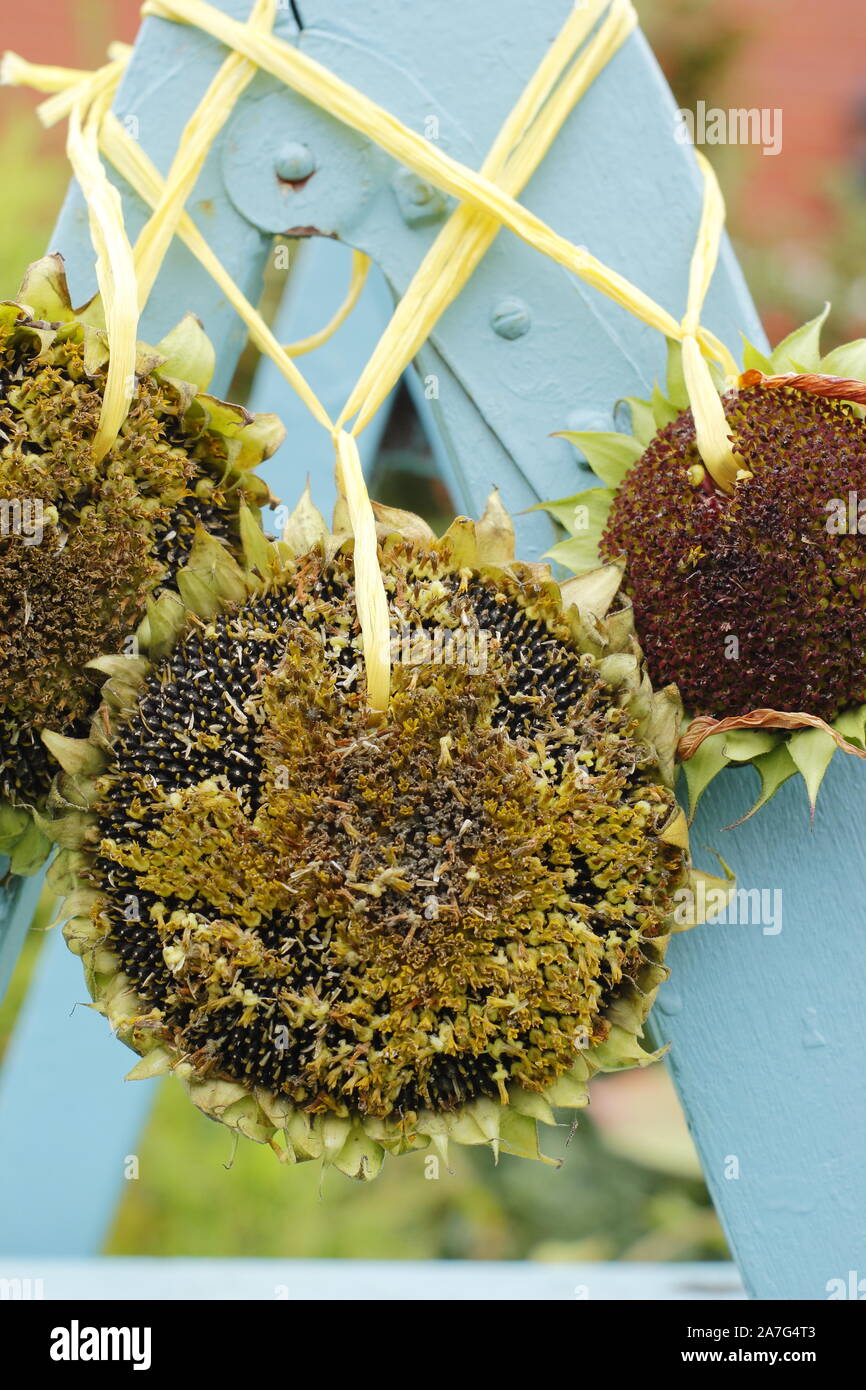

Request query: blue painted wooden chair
[{"left": 1, "top": 0, "right": 863, "bottom": 1300}]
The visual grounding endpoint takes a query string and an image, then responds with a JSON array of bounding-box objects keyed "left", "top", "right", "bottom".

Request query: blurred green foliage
[
  {"left": 740, "top": 174, "right": 866, "bottom": 346},
  {"left": 0, "top": 887, "right": 51, "bottom": 1063},
  {"left": 106, "top": 1069, "right": 725, "bottom": 1262},
  {"left": 0, "top": 122, "right": 67, "bottom": 292}
]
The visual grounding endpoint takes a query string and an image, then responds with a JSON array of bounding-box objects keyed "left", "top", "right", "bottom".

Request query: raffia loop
[
  {"left": 102, "top": 113, "right": 334, "bottom": 431},
  {"left": 681, "top": 335, "right": 740, "bottom": 493},
  {"left": 682, "top": 153, "right": 726, "bottom": 341},
  {"left": 0, "top": 51, "right": 93, "bottom": 93},
  {"left": 284, "top": 250, "right": 371, "bottom": 358},
  {"left": 144, "top": 0, "right": 719, "bottom": 356},
  {"left": 333, "top": 431, "right": 392, "bottom": 714}
]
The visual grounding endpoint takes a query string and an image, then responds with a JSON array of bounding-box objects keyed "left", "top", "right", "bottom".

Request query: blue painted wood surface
[
  {"left": 656, "top": 759, "right": 866, "bottom": 1300},
  {"left": 0, "top": 866, "right": 44, "bottom": 1002},
  {"left": 248, "top": 238, "right": 466, "bottom": 519},
  {"left": 0, "top": 0, "right": 862, "bottom": 1298},
  {"left": 247, "top": 239, "right": 401, "bottom": 518},
  {"left": 0, "top": 1257, "right": 744, "bottom": 1300},
  {"left": 0, "top": 926, "right": 160, "bottom": 1256}
]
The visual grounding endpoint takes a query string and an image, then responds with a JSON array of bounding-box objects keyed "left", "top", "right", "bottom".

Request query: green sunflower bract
[
  {"left": 45, "top": 492, "right": 707, "bottom": 1179},
  {"left": 540, "top": 312, "right": 866, "bottom": 817},
  {"left": 0, "top": 255, "right": 283, "bottom": 872}
]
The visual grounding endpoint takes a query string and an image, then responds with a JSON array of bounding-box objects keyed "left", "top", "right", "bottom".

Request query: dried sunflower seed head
[
  {"left": 0, "top": 255, "right": 282, "bottom": 870},
  {"left": 545, "top": 323, "right": 866, "bottom": 817},
  {"left": 47, "top": 493, "right": 697, "bottom": 1178},
  {"left": 601, "top": 384, "right": 866, "bottom": 724}
]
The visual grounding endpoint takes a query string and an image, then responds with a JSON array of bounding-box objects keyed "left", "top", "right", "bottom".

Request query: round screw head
[
  {"left": 392, "top": 167, "right": 448, "bottom": 226},
  {"left": 275, "top": 142, "right": 316, "bottom": 183},
  {"left": 491, "top": 297, "right": 531, "bottom": 340}
]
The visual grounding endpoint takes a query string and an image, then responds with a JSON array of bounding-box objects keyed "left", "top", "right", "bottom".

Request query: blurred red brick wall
[
  {"left": 1, "top": 0, "right": 144, "bottom": 144},
  {"left": 712, "top": 0, "right": 866, "bottom": 240},
  {"left": 2, "top": 0, "right": 144, "bottom": 68}
]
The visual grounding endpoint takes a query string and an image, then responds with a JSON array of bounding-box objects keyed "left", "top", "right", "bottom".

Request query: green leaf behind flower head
[
  {"left": 722, "top": 729, "right": 779, "bottom": 762},
  {"left": 666, "top": 338, "right": 689, "bottom": 409},
  {"left": 819, "top": 338, "right": 866, "bottom": 381},
  {"left": 769, "top": 303, "right": 830, "bottom": 372},
  {"left": 157, "top": 314, "right": 216, "bottom": 392},
  {"left": 680, "top": 731, "right": 730, "bottom": 821},
  {"left": 195, "top": 395, "right": 285, "bottom": 470},
  {"left": 651, "top": 382, "right": 679, "bottom": 430},
  {"left": 16, "top": 254, "right": 75, "bottom": 323},
  {"left": 617, "top": 396, "right": 657, "bottom": 449},
  {"left": 740, "top": 333, "right": 773, "bottom": 375},
  {"left": 553, "top": 430, "right": 643, "bottom": 488},
  {"left": 737, "top": 742, "right": 800, "bottom": 824},
  {"left": 536, "top": 487, "right": 615, "bottom": 573}
]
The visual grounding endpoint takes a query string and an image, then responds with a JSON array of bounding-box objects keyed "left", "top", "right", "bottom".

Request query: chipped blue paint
[{"left": 0, "top": 0, "right": 860, "bottom": 1299}]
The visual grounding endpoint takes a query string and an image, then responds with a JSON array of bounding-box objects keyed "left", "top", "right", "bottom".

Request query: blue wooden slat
[
  {"left": 248, "top": 239, "right": 399, "bottom": 517},
  {"left": 248, "top": 239, "right": 474, "bottom": 520},
  {"left": 0, "top": 1257, "right": 744, "bottom": 1301},
  {"left": 0, "top": 867, "right": 45, "bottom": 1004},
  {"left": 218, "top": 1, "right": 764, "bottom": 550},
  {"left": 652, "top": 757, "right": 866, "bottom": 1301},
  {"left": 0, "top": 926, "right": 160, "bottom": 1256}
]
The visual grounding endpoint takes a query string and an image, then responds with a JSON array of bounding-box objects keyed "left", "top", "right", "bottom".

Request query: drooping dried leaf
[
  {"left": 678, "top": 708, "right": 866, "bottom": 762},
  {"left": 739, "top": 368, "right": 866, "bottom": 405}
]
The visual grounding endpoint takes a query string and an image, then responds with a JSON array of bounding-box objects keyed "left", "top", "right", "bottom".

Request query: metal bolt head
[
  {"left": 275, "top": 141, "right": 316, "bottom": 183},
  {"left": 392, "top": 166, "right": 448, "bottom": 226},
  {"left": 490, "top": 297, "right": 531, "bottom": 340}
]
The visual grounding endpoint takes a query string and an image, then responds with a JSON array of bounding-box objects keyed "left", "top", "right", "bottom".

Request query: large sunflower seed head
[{"left": 46, "top": 494, "right": 693, "bottom": 1177}]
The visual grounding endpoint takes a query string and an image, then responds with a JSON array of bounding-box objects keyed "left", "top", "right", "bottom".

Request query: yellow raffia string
[
  {"left": 699, "top": 324, "right": 738, "bottom": 380},
  {"left": 6, "top": 56, "right": 368, "bottom": 375},
  {"left": 679, "top": 152, "right": 741, "bottom": 491},
  {"left": 4, "top": 0, "right": 741, "bottom": 708},
  {"left": 0, "top": 52, "right": 93, "bottom": 93},
  {"left": 128, "top": 0, "right": 644, "bottom": 712},
  {"left": 682, "top": 152, "right": 726, "bottom": 339},
  {"left": 334, "top": 429, "right": 392, "bottom": 712},
  {"left": 143, "top": 0, "right": 719, "bottom": 356},
  {"left": 339, "top": 0, "right": 633, "bottom": 434},
  {"left": 36, "top": 55, "right": 129, "bottom": 127},
  {"left": 101, "top": 115, "right": 334, "bottom": 429},
  {"left": 284, "top": 249, "right": 371, "bottom": 357},
  {"left": 134, "top": 0, "right": 276, "bottom": 306},
  {"left": 66, "top": 85, "right": 139, "bottom": 463},
  {"left": 6, "top": 52, "right": 388, "bottom": 707}
]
